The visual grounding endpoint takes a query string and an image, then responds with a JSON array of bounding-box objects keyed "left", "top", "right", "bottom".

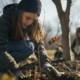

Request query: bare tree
[{"left": 52, "top": 0, "right": 72, "bottom": 60}]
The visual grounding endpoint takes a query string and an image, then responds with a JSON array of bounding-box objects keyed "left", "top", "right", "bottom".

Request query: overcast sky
[
  {"left": 40, "top": 0, "right": 80, "bottom": 21},
  {"left": 39, "top": 0, "right": 80, "bottom": 38}
]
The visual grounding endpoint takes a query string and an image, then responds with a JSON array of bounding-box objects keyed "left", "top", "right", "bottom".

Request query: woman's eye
[{"left": 26, "top": 18, "right": 30, "bottom": 20}]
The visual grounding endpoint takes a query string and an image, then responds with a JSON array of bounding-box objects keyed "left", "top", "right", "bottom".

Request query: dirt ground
[
  {"left": 19, "top": 59, "right": 80, "bottom": 80},
  {"left": 51, "top": 60, "right": 80, "bottom": 80},
  {"left": 18, "top": 49, "right": 80, "bottom": 80}
]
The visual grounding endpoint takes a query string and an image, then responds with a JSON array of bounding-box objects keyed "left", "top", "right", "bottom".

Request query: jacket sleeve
[
  {"left": 34, "top": 41, "right": 51, "bottom": 66},
  {"left": 0, "top": 15, "right": 18, "bottom": 73},
  {"left": 71, "top": 39, "right": 77, "bottom": 56}
]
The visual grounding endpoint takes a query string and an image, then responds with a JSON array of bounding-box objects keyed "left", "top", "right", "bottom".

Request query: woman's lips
[{"left": 22, "top": 24, "right": 28, "bottom": 28}]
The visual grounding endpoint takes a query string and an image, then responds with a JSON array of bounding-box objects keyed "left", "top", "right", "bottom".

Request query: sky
[
  {"left": 0, "top": 0, "right": 80, "bottom": 38},
  {"left": 39, "top": 0, "right": 80, "bottom": 38}
]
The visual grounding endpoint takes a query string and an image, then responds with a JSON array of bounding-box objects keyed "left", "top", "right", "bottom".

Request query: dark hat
[{"left": 17, "top": 0, "right": 42, "bottom": 16}]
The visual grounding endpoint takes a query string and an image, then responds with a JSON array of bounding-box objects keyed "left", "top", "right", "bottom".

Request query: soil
[
  {"left": 19, "top": 59, "right": 80, "bottom": 80},
  {"left": 51, "top": 61, "right": 80, "bottom": 80}
]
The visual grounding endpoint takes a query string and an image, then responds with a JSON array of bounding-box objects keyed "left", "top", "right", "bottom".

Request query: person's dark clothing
[
  {"left": 54, "top": 51, "right": 63, "bottom": 59},
  {"left": 71, "top": 39, "right": 76, "bottom": 55},
  {"left": 0, "top": 4, "right": 50, "bottom": 73},
  {"left": 71, "top": 39, "right": 80, "bottom": 60}
]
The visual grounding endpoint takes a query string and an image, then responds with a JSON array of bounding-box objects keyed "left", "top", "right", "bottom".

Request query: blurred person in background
[
  {"left": 71, "top": 27, "right": 80, "bottom": 61},
  {"left": 54, "top": 46, "right": 63, "bottom": 60},
  {"left": 53, "top": 44, "right": 64, "bottom": 64}
]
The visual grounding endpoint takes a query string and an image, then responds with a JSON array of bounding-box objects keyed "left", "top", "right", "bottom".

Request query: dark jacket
[
  {"left": 0, "top": 4, "right": 50, "bottom": 73},
  {"left": 54, "top": 51, "right": 63, "bottom": 59},
  {"left": 71, "top": 39, "right": 76, "bottom": 55},
  {"left": 71, "top": 39, "right": 80, "bottom": 58}
]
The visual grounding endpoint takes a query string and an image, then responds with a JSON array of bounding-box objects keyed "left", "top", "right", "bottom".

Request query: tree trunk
[
  {"left": 60, "top": 14, "right": 70, "bottom": 60},
  {"left": 52, "top": 0, "right": 72, "bottom": 60}
]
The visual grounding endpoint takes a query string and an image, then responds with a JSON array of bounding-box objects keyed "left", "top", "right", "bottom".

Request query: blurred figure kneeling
[{"left": 53, "top": 45, "right": 64, "bottom": 63}]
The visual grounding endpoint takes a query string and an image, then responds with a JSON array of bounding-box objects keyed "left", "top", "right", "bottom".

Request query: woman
[
  {"left": 71, "top": 27, "right": 80, "bottom": 60},
  {"left": 0, "top": 0, "right": 62, "bottom": 79}
]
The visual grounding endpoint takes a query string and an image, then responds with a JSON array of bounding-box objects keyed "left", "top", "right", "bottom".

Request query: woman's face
[{"left": 21, "top": 12, "right": 38, "bottom": 29}]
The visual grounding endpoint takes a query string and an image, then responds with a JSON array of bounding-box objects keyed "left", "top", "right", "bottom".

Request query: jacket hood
[{"left": 3, "top": 4, "right": 18, "bottom": 15}]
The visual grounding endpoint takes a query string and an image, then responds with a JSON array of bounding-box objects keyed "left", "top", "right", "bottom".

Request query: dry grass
[
  {"left": 46, "top": 50, "right": 56, "bottom": 59},
  {"left": 31, "top": 50, "right": 75, "bottom": 61},
  {"left": 30, "top": 50, "right": 56, "bottom": 60}
]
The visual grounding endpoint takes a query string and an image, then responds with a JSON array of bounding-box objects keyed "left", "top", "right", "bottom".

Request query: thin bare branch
[
  {"left": 71, "top": 0, "right": 77, "bottom": 6},
  {"left": 52, "top": 0, "right": 64, "bottom": 19},
  {"left": 65, "top": 0, "right": 71, "bottom": 25},
  {"left": 44, "top": 27, "right": 55, "bottom": 40}
]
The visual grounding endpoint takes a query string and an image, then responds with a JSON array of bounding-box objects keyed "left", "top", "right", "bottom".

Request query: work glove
[
  {"left": 14, "top": 70, "right": 28, "bottom": 80},
  {"left": 43, "top": 62, "right": 64, "bottom": 78}
]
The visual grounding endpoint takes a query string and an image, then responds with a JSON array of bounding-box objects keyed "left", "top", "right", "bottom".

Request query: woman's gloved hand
[
  {"left": 14, "top": 70, "right": 32, "bottom": 80},
  {"left": 43, "top": 62, "right": 65, "bottom": 78},
  {"left": 14, "top": 70, "right": 28, "bottom": 80}
]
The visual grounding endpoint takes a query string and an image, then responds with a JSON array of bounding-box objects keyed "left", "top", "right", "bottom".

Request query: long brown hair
[{"left": 13, "top": 10, "right": 45, "bottom": 43}]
